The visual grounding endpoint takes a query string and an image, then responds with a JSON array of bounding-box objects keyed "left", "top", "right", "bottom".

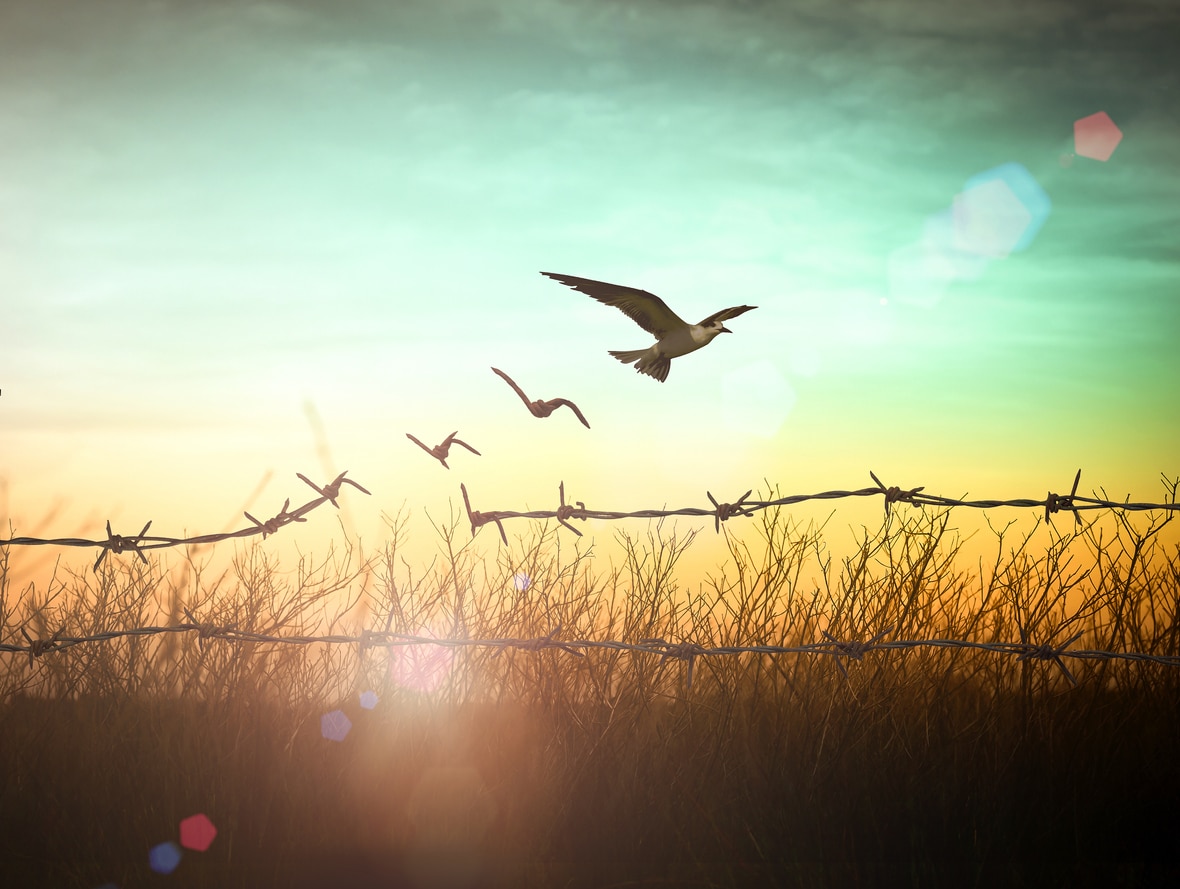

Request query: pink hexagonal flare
[
  {"left": 179, "top": 812, "right": 218, "bottom": 851},
  {"left": 1074, "top": 111, "right": 1122, "bottom": 162}
]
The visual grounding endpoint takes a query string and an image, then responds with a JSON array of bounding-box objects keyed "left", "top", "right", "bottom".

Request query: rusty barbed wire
[
  {"left": 1, "top": 469, "right": 1174, "bottom": 701},
  {"left": 2, "top": 624, "right": 1177, "bottom": 689},
  {"left": 4, "top": 470, "right": 1173, "bottom": 561},
  {"left": 0, "top": 471, "right": 370, "bottom": 570},
  {"left": 405, "top": 431, "right": 482, "bottom": 469},
  {"left": 460, "top": 469, "right": 1179, "bottom": 541},
  {"left": 491, "top": 367, "right": 592, "bottom": 429}
]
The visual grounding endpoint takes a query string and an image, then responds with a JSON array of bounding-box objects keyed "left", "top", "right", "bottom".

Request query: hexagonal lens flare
[
  {"left": 179, "top": 813, "right": 217, "bottom": 852},
  {"left": 148, "top": 841, "right": 182, "bottom": 874},
  {"left": 1074, "top": 111, "right": 1123, "bottom": 161},
  {"left": 953, "top": 163, "right": 1050, "bottom": 258},
  {"left": 320, "top": 709, "right": 353, "bottom": 742}
]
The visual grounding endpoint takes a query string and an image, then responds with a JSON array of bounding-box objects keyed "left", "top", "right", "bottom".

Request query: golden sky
[{"left": 2, "top": 0, "right": 1177, "bottom": 598}]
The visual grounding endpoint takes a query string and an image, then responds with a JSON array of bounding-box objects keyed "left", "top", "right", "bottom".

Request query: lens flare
[
  {"left": 391, "top": 624, "right": 455, "bottom": 693},
  {"left": 179, "top": 813, "right": 217, "bottom": 852},
  {"left": 320, "top": 709, "right": 353, "bottom": 742},
  {"left": 1074, "top": 111, "right": 1123, "bottom": 162},
  {"left": 149, "top": 841, "right": 182, "bottom": 874}
]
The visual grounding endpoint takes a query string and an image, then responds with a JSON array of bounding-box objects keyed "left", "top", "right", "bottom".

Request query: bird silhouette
[
  {"left": 542, "top": 271, "right": 757, "bottom": 382},
  {"left": 405, "top": 431, "right": 481, "bottom": 469},
  {"left": 491, "top": 367, "right": 590, "bottom": 429}
]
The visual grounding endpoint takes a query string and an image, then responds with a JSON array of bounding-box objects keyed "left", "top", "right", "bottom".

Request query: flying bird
[
  {"left": 405, "top": 431, "right": 481, "bottom": 469},
  {"left": 541, "top": 271, "right": 757, "bottom": 382},
  {"left": 492, "top": 367, "right": 591, "bottom": 428}
]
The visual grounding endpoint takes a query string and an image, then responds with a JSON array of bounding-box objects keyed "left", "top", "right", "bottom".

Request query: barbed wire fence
[
  {"left": 1, "top": 468, "right": 1178, "bottom": 688},
  {"left": 0, "top": 470, "right": 371, "bottom": 569},
  {"left": 2, "top": 624, "right": 1179, "bottom": 689},
  {"left": 458, "top": 469, "right": 1180, "bottom": 542}
]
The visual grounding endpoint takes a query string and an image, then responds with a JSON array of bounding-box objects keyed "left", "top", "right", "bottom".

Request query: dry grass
[{"left": 1, "top": 495, "right": 1178, "bottom": 888}]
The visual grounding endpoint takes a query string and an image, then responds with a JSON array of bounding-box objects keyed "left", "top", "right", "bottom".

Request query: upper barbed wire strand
[{"left": 458, "top": 470, "right": 1177, "bottom": 540}]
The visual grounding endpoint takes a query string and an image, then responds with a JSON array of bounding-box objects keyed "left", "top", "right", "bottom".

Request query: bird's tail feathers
[
  {"left": 608, "top": 349, "right": 649, "bottom": 364},
  {"left": 609, "top": 349, "right": 670, "bottom": 382}
]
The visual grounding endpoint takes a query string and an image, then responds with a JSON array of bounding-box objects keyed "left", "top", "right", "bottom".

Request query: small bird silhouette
[
  {"left": 542, "top": 271, "right": 757, "bottom": 382},
  {"left": 405, "top": 431, "right": 481, "bottom": 469},
  {"left": 492, "top": 367, "right": 591, "bottom": 429}
]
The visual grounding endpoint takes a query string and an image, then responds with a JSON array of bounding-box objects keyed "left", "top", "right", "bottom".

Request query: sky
[{"left": 2, "top": 0, "right": 1178, "bottom": 595}]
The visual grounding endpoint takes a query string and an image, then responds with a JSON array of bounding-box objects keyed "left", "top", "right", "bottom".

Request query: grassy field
[{"left": 2, "top": 498, "right": 1178, "bottom": 888}]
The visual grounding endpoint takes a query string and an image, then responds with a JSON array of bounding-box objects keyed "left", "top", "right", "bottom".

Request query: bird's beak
[{"left": 720, "top": 326, "right": 732, "bottom": 334}]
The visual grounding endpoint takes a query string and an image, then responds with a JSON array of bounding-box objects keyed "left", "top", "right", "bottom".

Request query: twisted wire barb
[
  {"left": 554, "top": 481, "right": 588, "bottom": 537},
  {"left": 181, "top": 607, "right": 238, "bottom": 653},
  {"left": 1042, "top": 468, "right": 1083, "bottom": 526},
  {"left": 1013, "top": 626, "right": 1086, "bottom": 687},
  {"left": 641, "top": 638, "right": 711, "bottom": 690},
  {"left": 820, "top": 626, "right": 895, "bottom": 679},
  {"left": 491, "top": 367, "right": 592, "bottom": 429},
  {"left": 296, "top": 470, "right": 371, "bottom": 508},
  {"left": 20, "top": 627, "right": 64, "bottom": 669},
  {"left": 491, "top": 625, "right": 585, "bottom": 658},
  {"left": 94, "top": 520, "right": 153, "bottom": 570},
  {"left": 244, "top": 498, "right": 305, "bottom": 539},
  {"left": 707, "top": 490, "right": 756, "bottom": 533},
  {"left": 405, "top": 431, "right": 482, "bottom": 469},
  {"left": 869, "top": 471, "right": 924, "bottom": 515},
  {"left": 460, "top": 482, "right": 509, "bottom": 545}
]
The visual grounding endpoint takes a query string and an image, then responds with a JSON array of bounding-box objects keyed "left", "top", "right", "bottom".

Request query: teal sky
[{"left": 2, "top": 0, "right": 1177, "bottom": 582}]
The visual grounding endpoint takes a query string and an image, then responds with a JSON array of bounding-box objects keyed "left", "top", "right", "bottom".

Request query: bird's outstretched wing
[
  {"left": 698, "top": 305, "right": 757, "bottom": 327},
  {"left": 541, "top": 272, "right": 688, "bottom": 338},
  {"left": 491, "top": 367, "right": 533, "bottom": 408},
  {"left": 550, "top": 398, "right": 591, "bottom": 429},
  {"left": 446, "top": 434, "right": 482, "bottom": 455},
  {"left": 406, "top": 432, "right": 434, "bottom": 456}
]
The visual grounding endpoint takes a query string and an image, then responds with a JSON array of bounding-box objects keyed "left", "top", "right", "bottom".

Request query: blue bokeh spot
[
  {"left": 321, "top": 709, "right": 353, "bottom": 741},
  {"left": 149, "top": 841, "right": 182, "bottom": 874}
]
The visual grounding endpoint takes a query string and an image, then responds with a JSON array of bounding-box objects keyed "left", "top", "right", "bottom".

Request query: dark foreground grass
[{"left": 2, "top": 496, "right": 1178, "bottom": 888}]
